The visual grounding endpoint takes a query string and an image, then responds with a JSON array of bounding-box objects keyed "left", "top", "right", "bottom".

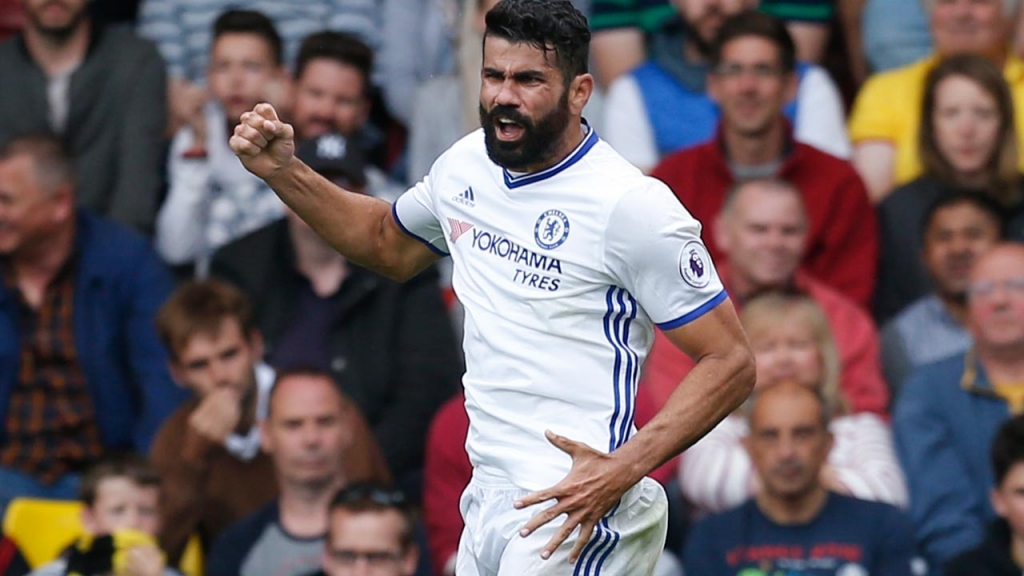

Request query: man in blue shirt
[{"left": 684, "top": 381, "right": 920, "bottom": 575}]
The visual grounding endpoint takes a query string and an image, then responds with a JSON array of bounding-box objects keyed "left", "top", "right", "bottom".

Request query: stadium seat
[{"left": 2, "top": 498, "right": 203, "bottom": 576}]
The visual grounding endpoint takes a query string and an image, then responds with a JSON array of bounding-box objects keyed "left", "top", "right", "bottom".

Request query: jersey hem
[
  {"left": 391, "top": 202, "right": 450, "bottom": 257},
  {"left": 655, "top": 289, "right": 728, "bottom": 330}
]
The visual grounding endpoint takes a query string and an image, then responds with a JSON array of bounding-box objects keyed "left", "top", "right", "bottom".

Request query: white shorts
[{"left": 455, "top": 473, "right": 668, "bottom": 576}]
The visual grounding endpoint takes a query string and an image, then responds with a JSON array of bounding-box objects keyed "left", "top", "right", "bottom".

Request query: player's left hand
[{"left": 514, "top": 430, "right": 637, "bottom": 563}]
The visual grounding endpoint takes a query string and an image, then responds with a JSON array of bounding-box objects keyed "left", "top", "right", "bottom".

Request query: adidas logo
[
  {"left": 448, "top": 218, "right": 474, "bottom": 243},
  {"left": 452, "top": 187, "right": 476, "bottom": 207}
]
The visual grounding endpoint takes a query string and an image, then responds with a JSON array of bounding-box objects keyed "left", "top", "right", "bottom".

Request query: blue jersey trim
[
  {"left": 656, "top": 289, "right": 728, "bottom": 331},
  {"left": 391, "top": 203, "right": 449, "bottom": 257},
  {"left": 603, "top": 287, "right": 640, "bottom": 454},
  {"left": 503, "top": 123, "right": 599, "bottom": 189}
]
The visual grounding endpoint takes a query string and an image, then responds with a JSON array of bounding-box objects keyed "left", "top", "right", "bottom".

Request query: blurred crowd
[{"left": 0, "top": 0, "right": 1022, "bottom": 575}]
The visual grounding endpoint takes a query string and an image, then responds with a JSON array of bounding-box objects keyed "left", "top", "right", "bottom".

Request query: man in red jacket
[{"left": 652, "top": 10, "right": 877, "bottom": 309}]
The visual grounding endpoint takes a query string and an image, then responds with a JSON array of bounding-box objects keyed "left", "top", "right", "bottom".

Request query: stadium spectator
[
  {"left": 0, "top": 134, "right": 185, "bottom": 513},
  {"left": 0, "top": 0, "right": 166, "bottom": 234},
  {"left": 862, "top": 0, "right": 932, "bottom": 73},
  {"left": 316, "top": 483, "right": 419, "bottom": 576},
  {"left": 849, "top": 0, "right": 1024, "bottom": 201},
  {"left": 0, "top": 537, "right": 27, "bottom": 576},
  {"left": 876, "top": 54, "right": 1024, "bottom": 320},
  {"left": 947, "top": 414, "right": 1024, "bottom": 574},
  {"left": 150, "top": 280, "right": 390, "bottom": 563},
  {"left": 209, "top": 133, "right": 462, "bottom": 485},
  {"left": 604, "top": 8, "right": 849, "bottom": 172},
  {"left": 28, "top": 455, "right": 180, "bottom": 576},
  {"left": 154, "top": 10, "right": 288, "bottom": 274},
  {"left": 680, "top": 292, "right": 906, "bottom": 516},
  {"left": 683, "top": 381, "right": 919, "bottom": 575},
  {"left": 421, "top": 395, "right": 470, "bottom": 576},
  {"left": 881, "top": 193, "right": 1003, "bottom": 396},
  {"left": 643, "top": 179, "right": 887, "bottom": 416},
  {"left": 0, "top": 0, "right": 22, "bottom": 42},
  {"left": 205, "top": 369, "right": 370, "bottom": 576},
  {"left": 650, "top": 14, "right": 876, "bottom": 309},
  {"left": 895, "top": 242, "right": 1024, "bottom": 568}
]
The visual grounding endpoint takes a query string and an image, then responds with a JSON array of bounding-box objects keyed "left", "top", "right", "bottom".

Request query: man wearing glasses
[
  {"left": 894, "top": 242, "right": 1024, "bottom": 571},
  {"left": 317, "top": 483, "right": 419, "bottom": 576}
]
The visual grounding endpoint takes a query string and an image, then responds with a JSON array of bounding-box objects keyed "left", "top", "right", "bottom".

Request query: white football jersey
[{"left": 394, "top": 126, "right": 726, "bottom": 490}]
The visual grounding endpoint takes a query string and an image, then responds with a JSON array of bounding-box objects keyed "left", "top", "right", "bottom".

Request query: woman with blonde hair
[
  {"left": 877, "top": 53, "right": 1024, "bottom": 321},
  {"left": 679, "top": 291, "right": 907, "bottom": 516}
]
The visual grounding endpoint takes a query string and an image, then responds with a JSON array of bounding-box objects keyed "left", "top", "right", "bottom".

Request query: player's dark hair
[
  {"left": 484, "top": 0, "right": 591, "bottom": 86},
  {"left": 920, "top": 190, "right": 1008, "bottom": 242},
  {"left": 212, "top": 9, "right": 283, "bottom": 65},
  {"left": 710, "top": 10, "right": 796, "bottom": 74},
  {"left": 294, "top": 31, "right": 374, "bottom": 97},
  {"left": 993, "top": 415, "right": 1024, "bottom": 486},
  {"left": 327, "top": 482, "right": 417, "bottom": 549}
]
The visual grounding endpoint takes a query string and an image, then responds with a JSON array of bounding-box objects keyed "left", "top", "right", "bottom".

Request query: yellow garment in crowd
[
  {"left": 848, "top": 54, "right": 1024, "bottom": 187},
  {"left": 992, "top": 381, "right": 1024, "bottom": 415},
  {"left": 67, "top": 529, "right": 165, "bottom": 576}
]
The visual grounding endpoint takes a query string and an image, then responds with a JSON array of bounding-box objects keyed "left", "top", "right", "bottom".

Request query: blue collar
[{"left": 502, "top": 122, "right": 599, "bottom": 189}]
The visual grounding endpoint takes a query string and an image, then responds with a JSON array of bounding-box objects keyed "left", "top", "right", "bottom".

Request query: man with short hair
[
  {"left": 684, "top": 381, "right": 919, "bottom": 575},
  {"left": 0, "top": 0, "right": 166, "bottom": 233},
  {"left": 604, "top": 5, "right": 849, "bottom": 173},
  {"left": 850, "top": 0, "right": 1024, "bottom": 200},
  {"left": 150, "top": 280, "right": 390, "bottom": 562},
  {"left": 229, "top": 0, "right": 755, "bottom": 571},
  {"left": 0, "top": 133, "right": 185, "bottom": 512},
  {"left": 644, "top": 178, "right": 888, "bottom": 416},
  {"left": 651, "top": 10, "right": 877, "bottom": 309},
  {"left": 206, "top": 369, "right": 370, "bottom": 576},
  {"left": 881, "top": 193, "right": 1004, "bottom": 394},
  {"left": 317, "top": 483, "right": 418, "bottom": 576},
  {"left": 895, "top": 242, "right": 1024, "bottom": 567}
]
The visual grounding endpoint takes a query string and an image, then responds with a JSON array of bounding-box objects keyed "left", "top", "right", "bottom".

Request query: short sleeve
[
  {"left": 604, "top": 182, "right": 727, "bottom": 329},
  {"left": 393, "top": 171, "right": 450, "bottom": 257},
  {"left": 848, "top": 72, "right": 901, "bottom": 144}
]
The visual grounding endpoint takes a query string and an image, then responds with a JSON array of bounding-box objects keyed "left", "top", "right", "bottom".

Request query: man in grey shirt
[
  {"left": 882, "top": 192, "right": 1005, "bottom": 397},
  {"left": 0, "top": 0, "right": 166, "bottom": 234}
]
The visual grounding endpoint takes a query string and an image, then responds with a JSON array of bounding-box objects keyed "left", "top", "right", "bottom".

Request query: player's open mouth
[{"left": 495, "top": 118, "right": 525, "bottom": 141}]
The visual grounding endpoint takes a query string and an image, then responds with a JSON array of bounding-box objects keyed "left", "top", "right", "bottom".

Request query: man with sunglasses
[
  {"left": 316, "top": 483, "right": 419, "bottom": 576},
  {"left": 895, "top": 242, "right": 1024, "bottom": 571}
]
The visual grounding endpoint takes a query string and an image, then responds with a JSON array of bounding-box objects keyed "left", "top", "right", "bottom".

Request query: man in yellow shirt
[{"left": 848, "top": 0, "right": 1022, "bottom": 202}]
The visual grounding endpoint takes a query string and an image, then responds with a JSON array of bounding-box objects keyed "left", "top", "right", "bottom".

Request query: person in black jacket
[
  {"left": 947, "top": 414, "right": 1024, "bottom": 575},
  {"left": 209, "top": 133, "right": 462, "bottom": 494}
]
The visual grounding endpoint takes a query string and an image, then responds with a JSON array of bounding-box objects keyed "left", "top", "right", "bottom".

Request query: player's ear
[{"left": 567, "top": 73, "right": 593, "bottom": 117}]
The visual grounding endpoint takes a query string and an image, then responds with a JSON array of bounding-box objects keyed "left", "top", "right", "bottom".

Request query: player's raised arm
[{"left": 229, "top": 103, "right": 439, "bottom": 281}]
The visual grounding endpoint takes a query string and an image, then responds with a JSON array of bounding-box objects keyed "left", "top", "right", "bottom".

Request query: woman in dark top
[{"left": 876, "top": 54, "right": 1024, "bottom": 322}]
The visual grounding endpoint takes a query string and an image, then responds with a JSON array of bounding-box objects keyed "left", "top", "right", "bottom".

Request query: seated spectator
[
  {"left": 947, "top": 414, "right": 1024, "bottom": 574},
  {"left": 683, "top": 381, "right": 919, "bottom": 575},
  {"left": 422, "top": 394, "right": 470, "bottom": 576},
  {"left": 315, "top": 483, "right": 418, "bottom": 576},
  {"left": 605, "top": 8, "right": 849, "bottom": 173},
  {"left": 206, "top": 368, "right": 371, "bottom": 576},
  {"left": 0, "top": 0, "right": 166, "bottom": 234},
  {"left": 651, "top": 16, "right": 876, "bottom": 308},
  {"left": 881, "top": 193, "right": 1004, "bottom": 395},
  {"left": 290, "top": 31, "right": 403, "bottom": 198},
  {"left": 643, "top": 179, "right": 887, "bottom": 416},
  {"left": 150, "top": 280, "right": 390, "bottom": 562},
  {"left": 862, "top": 0, "right": 932, "bottom": 73},
  {"left": 154, "top": 10, "right": 288, "bottom": 272},
  {"left": 137, "top": 0, "right": 379, "bottom": 137},
  {"left": 895, "top": 242, "right": 1024, "bottom": 568},
  {"left": 0, "top": 134, "right": 185, "bottom": 513},
  {"left": 849, "top": 0, "right": 1024, "bottom": 201},
  {"left": 877, "top": 54, "right": 1024, "bottom": 320},
  {"left": 29, "top": 454, "right": 180, "bottom": 576},
  {"left": 210, "top": 134, "right": 462, "bottom": 484},
  {"left": 681, "top": 292, "right": 907, "bottom": 516},
  {"left": 588, "top": 0, "right": 673, "bottom": 88}
]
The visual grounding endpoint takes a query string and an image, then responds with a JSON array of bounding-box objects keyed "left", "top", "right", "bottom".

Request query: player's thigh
[{"left": 498, "top": 478, "right": 669, "bottom": 576}]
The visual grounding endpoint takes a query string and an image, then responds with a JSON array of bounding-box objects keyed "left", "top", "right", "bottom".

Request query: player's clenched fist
[{"left": 229, "top": 102, "right": 296, "bottom": 181}]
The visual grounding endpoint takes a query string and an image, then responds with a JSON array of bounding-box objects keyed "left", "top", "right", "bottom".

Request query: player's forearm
[
  {"left": 266, "top": 159, "right": 411, "bottom": 279},
  {"left": 611, "top": 345, "right": 755, "bottom": 485}
]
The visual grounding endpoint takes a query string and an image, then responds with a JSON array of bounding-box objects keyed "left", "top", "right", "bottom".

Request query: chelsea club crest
[
  {"left": 680, "top": 240, "right": 711, "bottom": 288},
  {"left": 534, "top": 209, "right": 570, "bottom": 250}
]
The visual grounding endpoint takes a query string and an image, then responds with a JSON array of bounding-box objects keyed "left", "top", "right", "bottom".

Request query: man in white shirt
[{"left": 229, "top": 0, "right": 755, "bottom": 573}]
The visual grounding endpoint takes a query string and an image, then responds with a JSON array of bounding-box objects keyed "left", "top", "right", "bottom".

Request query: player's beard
[{"left": 479, "top": 91, "right": 571, "bottom": 172}]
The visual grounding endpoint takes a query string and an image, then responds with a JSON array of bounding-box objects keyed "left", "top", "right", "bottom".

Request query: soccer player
[{"left": 229, "top": 0, "right": 755, "bottom": 573}]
